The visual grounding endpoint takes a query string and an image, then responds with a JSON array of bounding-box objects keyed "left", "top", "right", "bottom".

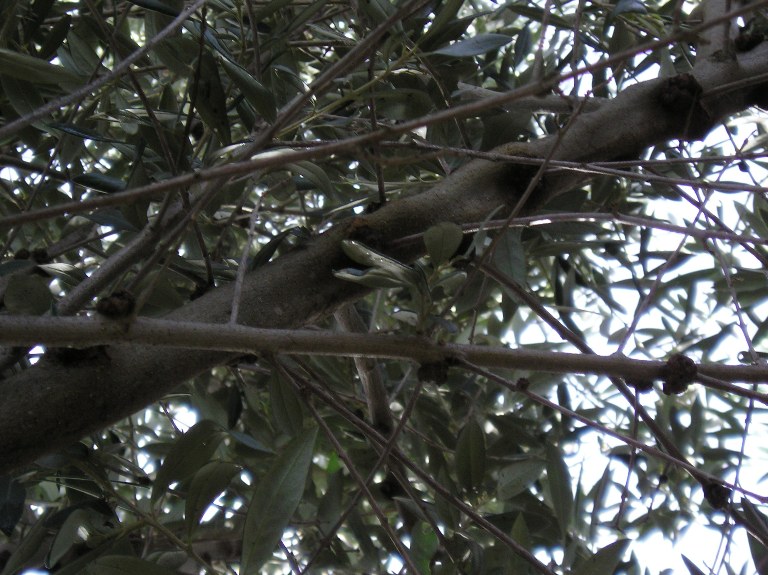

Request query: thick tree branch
[
  {"left": 0, "top": 316, "right": 765, "bottom": 385},
  {"left": 2, "top": 43, "right": 768, "bottom": 474},
  {"left": 454, "top": 82, "right": 607, "bottom": 113},
  {"left": 696, "top": 0, "right": 736, "bottom": 62}
]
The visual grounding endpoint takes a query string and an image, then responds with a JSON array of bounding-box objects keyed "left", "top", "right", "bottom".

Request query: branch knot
[{"left": 661, "top": 353, "right": 697, "bottom": 395}]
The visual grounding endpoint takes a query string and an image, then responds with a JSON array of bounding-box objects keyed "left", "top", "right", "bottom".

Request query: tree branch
[{"left": 2, "top": 40, "right": 768, "bottom": 474}]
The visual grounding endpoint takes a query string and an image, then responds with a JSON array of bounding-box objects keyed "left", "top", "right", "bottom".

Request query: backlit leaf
[
  {"left": 433, "top": 34, "right": 514, "bottom": 57},
  {"left": 151, "top": 420, "right": 225, "bottom": 504},
  {"left": 185, "top": 461, "right": 241, "bottom": 534},
  {"left": 219, "top": 56, "right": 276, "bottom": 122},
  {"left": 0, "top": 48, "right": 85, "bottom": 85},
  {"left": 424, "top": 222, "right": 464, "bottom": 266},
  {"left": 456, "top": 418, "right": 486, "bottom": 491},
  {"left": 241, "top": 427, "right": 317, "bottom": 574},
  {"left": 545, "top": 443, "right": 573, "bottom": 537},
  {"left": 0, "top": 477, "right": 25, "bottom": 536},
  {"left": 573, "top": 539, "right": 630, "bottom": 575}
]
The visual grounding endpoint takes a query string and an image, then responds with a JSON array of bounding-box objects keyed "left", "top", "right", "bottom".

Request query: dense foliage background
[{"left": 2, "top": 0, "right": 768, "bottom": 573}]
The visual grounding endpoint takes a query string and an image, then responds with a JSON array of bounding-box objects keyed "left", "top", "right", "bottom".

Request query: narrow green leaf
[
  {"left": 748, "top": 533, "right": 768, "bottom": 575},
  {"left": 0, "top": 476, "right": 25, "bottom": 536},
  {"left": 0, "top": 48, "right": 85, "bottom": 85},
  {"left": 511, "top": 514, "right": 532, "bottom": 549},
  {"left": 184, "top": 20, "right": 236, "bottom": 63},
  {"left": 84, "top": 209, "right": 140, "bottom": 232},
  {"left": 57, "top": 24, "right": 103, "bottom": 78},
  {"left": 126, "top": 0, "right": 181, "bottom": 16},
  {"left": 424, "top": 222, "right": 464, "bottom": 266},
  {"left": 742, "top": 498, "right": 768, "bottom": 538},
  {"left": 420, "top": 13, "right": 477, "bottom": 52},
  {"left": 613, "top": 0, "right": 647, "bottom": 16},
  {"left": 497, "top": 457, "right": 545, "bottom": 500},
  {"left": 317, "top": 470, "right": 343, "bottom": 536},
  {"left": 333, "top": 267, "right": 410, "bottom": 289},
  {"left": 288, "top": 161, "right": 335, "bottom": 196},
  {"left": 433, "top": 34, "right": 514, "bottom": 57},
  {"left": 219, "top": 56, "right": 276, "bottom": 122},
  {"left": 229, "top": 431, "right": 274, "bottom": 454},
  {"left": 48, "top": 122, "right": 122, "bottom": 143},
  {"left": 48, "top": 508, "right": 92, "bottom": 567},
  {"left": 346, "top": 508, "right": 379, "bottom": 568},
  {"left": 421, "top": 0, "right": 465, "bottom": 44},
  {"left": 513, "top": 25, "right": 532, "bottom": 68},
  {"left": 185, "top": 461, "right": 241, "bottom": 535},
  {"left": 545, "top": 443, "right": 573, "bottom": 537},
  {"left": 39, "top": 14, "right": 72, "bottom": 60},
  {"left": 433, "top": 269, "right": 468, "bottom": 295},
  {"left": 573, "top": 539, "right": 630, "bottom": 575},
  {"left": 588, "top": 464, "right": 612, "bottom": 541},
  {"left": 681, "top": 555, "right": 707, "bottom": 575},
  {"left": 737, "top": 501, "right": 768, "bottom": 572},
  {"left": 73, "top": 173, "right": 127, "bottom": 194},
  {"left": 241, "top": 427, "right": 318, "bottom": 574},
  {"left": 0, "top": 75, "right": 47, "bottom": 119},
  {"left": 146, "top": 34, "right": 195, "bottom": 76},
  {"left": 193, "top": 53, "right": 231, "bottom": 145},
  {"left": 433, "top": 467, "right": 460, "bottom": 530},
  {"left": 249, "top": 229, "right": 294, "bottom": 270},
  {"left": 455, "top": 418, "right": 486, "bottom": 492},
  {"left": 411, "top": 521, "right": 439, "bottom": 575},
  {"left": 0, "top": 510, "right": 49, "bottom": 575},
  {"left": 358, "top": 0, "right": 398, "bottom": 30},
  {"left": 492, "top": 228, "right": 526, "bottom": 285},
  {"left": 340, "top": 240, "right": 423, "bottom": 288},
  {"left": 151, "top": 420, "right": 224, "bottom": 504},
  {"left": 269, "top": 373, "right": 305, "bottom": 436},
  {"left": 508, "top": 514, "right": 533, "bottom": 573}
]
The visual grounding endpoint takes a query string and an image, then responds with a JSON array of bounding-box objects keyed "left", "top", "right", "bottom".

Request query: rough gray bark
[{"left": 1, "top": 41, "right": 767, "bottom": 475}]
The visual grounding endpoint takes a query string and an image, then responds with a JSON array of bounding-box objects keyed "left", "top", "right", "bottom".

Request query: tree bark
[{"left": 1, "top": 42, "right": 767, "bottom": 475}]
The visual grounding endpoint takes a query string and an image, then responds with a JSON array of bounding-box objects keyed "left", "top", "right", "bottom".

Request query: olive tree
[{"left": 1, "top": 0, "right": 768, "bottom": 573}]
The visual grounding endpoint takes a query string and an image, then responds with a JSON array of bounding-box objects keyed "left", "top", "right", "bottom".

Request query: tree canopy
[{"left": 2, "top": 0, "right": 768, "bottom": 573}]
